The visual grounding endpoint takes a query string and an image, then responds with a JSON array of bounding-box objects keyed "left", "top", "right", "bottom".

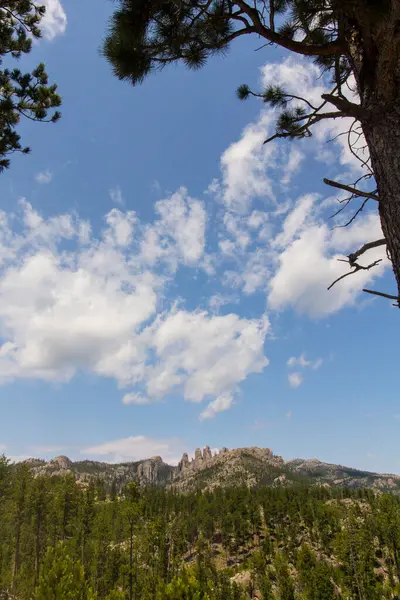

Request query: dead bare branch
[
  {"left": 348, "top": 239, "right": 387, "bottom": 266},
  {"left": 323, "top": 178, "right": 379, "bottom": 201},
  {"left": 363, "top": 289, "right": 399, "bottom": 305},
  {"left": 329, "top": 197, "right": 352, "bottom": 220},
  {"left": 332, "top": 197, "right": 369, "bottom": 229},
  {"left": 327, "top": 258, "right": 382, "bottom": 291}
]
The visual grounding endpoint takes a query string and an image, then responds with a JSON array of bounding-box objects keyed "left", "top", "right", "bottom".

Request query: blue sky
[{"left": 0, "top": 0, "right": 398, "bottom": 473}]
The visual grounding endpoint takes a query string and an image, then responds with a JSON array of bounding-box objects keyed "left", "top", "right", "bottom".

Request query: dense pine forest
[{"left": 1, "top": 455, "right": 400, "bottom": 599}]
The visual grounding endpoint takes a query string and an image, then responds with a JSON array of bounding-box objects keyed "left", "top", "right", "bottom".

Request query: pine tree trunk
[
  {"left": 11, "top": 526, "right": 20, "bottom": 589},
  {"left": 341, "top": 1, "right": 400, "bottom": 302},
  {"left": 34, "top": 508, "right": 41, "bottom": 587},
  {"left": 129, "top": 521, "right": 133, "bottom": 600},
  {"left": 363, "top": 110, "right": 400, "bottom": 299}
]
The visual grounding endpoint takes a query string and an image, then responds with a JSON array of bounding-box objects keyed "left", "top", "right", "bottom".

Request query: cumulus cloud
[
  {"left": 83, "top": 435, "right": 186, "bottom": 464},
  {"left": 287, "top": 354, "right": 323, "bottom": 370},
  {"left": 0, "top": 198, "right": 270, "bottom": 419},
  {"left": 200, "top": 393, "right": 234, "bottom": 420},
  {"left": 0, "top": 55, "right": 388, "bottom": 425},
  {"left": 208, "top": 293, "right": 234, "bottom": 311},
  {"left": 288, "top": 372, "right": 303, "bottom": 388},
  {"left": 140, "top": 188, "right": 207, "bottom": 269},
  {"left": 267, "top": 196, "right": 388, "bottom": 317},
  {"left": 30, "top": 445, "right": 64, "bottom": 455},
  {"left": 219, "top": 112, "right": 277, "bottom": 212},
  {"left": 40, "top": 0, "right": 67, "bottom": 40},
  {"left": 281, "top": 147, "right": 304, "bottom": 187},
  {"left": 144, "top": 310, "right": 269, "bottom": 403},
  {"left": 110, "top": 186, "right": 124, "bottom": 206},
  {"left": 35, "top": 170, "right": 53, "bottom": 184},
  {"left": 122, "top": 393, "right": 153, "bottom": 405}
]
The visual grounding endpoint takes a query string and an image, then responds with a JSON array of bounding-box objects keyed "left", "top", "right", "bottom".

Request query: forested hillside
[{"left": 1, "top": 455, "right": 400, "bottom": 599}]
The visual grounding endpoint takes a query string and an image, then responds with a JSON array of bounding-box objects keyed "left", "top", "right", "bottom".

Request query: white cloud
[
  {"left": 8, "top": 455, "right": 32, "bottom": 463},
  {"left": 155, "top": 188, "right": 206, "bottom": 264},
  {"left": 0, "top": 200, "right": 270, "bottom": 418},
  {"left": 219, "top": 112, "right": 277, "bottom": 212},
  {"left": 30, "top": 445, "right": 64, "bottom": 455},
  {"left": 144, "top": 310, "right": 269, "bottom": 403},
  {"left": 110, "top": 186, "right": 124, "bottom": 206},
  {"left": 104, "top": 208, "right": 137, "bottom": 247},
  {"left": 35, "top": 170, "right": 53, "bottom": 184},
  {"left": 0, "top": 54, "right": 388, "bottom": 427},
  {"left": 140, "top": 188, "right": 207, "bottom": 269},
  {"left": 286, "top": 410, "right": 293, "bottom": 420},
  {"left": 268, "top": 200, "right": 388, "bottom": 317},
  {"left": 273, "top": 193, "right": 318, "bottom": 248},
  {"left": 287, "top": 354, "right": 323, "bottom": 370},
  {"left": 200, "top": 393, "right": 234, "bottom": 420},
  {"left": 83, "top": 435, "right": 185, "bottom": 465},
  {"left": 288, "top": 372, "right": 303, "bottom": 388},
  {"left": 40, "top": 0, "right": 67, "bottom": 41},
  {"left": 240, "top": 248, "right": 272, "bottom": 295},
  {"left": 122, "top": 392, "right": 152, "bottom": 405},
  {"left": 281, "top": 147, "right": 304, "bottom": 187},
  {"left": 208, "top": 294, "right": 232, "bottom": 311}
]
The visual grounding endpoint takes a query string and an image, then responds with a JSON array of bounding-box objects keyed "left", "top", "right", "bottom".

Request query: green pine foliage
[
  {"left": 35, "top": 542, "right": 96, "bottom": 600},
  {"left": 102, "top": 0, "right": 354, "bottom": 84},
  {"left": 1, "top": 461, "right": 400, "bottom": 598},
  {"left": 101, "top": 0, "right": 366, "bottom": 152},
  {"left": 0, "top": 1, "right": 62, "bottom": 172}
]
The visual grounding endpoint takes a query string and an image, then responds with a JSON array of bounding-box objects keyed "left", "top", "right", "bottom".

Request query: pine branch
[
  {"left": 327, "top": 258, "right": 382, "bottom": 291},
  {"left": 323, "top": 178, "right": 379, "bottom": 201},
  {"left": 321, "top": 93, "right": 363, "bottom": 118},
  {"left": 235, "top": 0, "right": 346, "bottom": 57},
  {"left": 348, "top": 239, "right": 387, "bottom": 266},
  {"left": 363, "top": 289, "right": 399, "bottom": 303},
  {"left": 263, "top": 110, "right": 345, "bottom": 144}
]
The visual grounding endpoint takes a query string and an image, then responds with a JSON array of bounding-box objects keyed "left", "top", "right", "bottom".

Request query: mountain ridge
[{"left": 19, "top": 445, "right": 400, "bottom": 494}]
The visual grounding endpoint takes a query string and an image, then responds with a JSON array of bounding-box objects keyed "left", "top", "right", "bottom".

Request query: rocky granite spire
[
  {"left": 194, "top": 448, "right": 203, "bottom": 467},
  {"left": 178, "top": 452, "right": 190, "bottom": 472},
  {"left": 22, "top": 445, "right": 400, "bottom": 495},
  {"left": 203, "top": 445, "right": 212, "bottom": 461}
]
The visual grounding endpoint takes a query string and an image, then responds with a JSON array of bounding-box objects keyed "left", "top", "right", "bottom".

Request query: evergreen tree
[
  {"left": 35, "top": 542, "right": 96, "bottom": 600},
  {"left": 123, "top": 482, "right": 140, "bottom": 600},
  {"left": 11, "top": 463, "right": 31, "bottom": 591},
  {"left": 103, "top": 0, "right": 400, "bottom": 306},
  {"left": 0, "top": 1, "right": 61, "bottom": 171},
  {"left": 0, "top": 455, "right": 10, "bottom": 504},
  {"left": 274, "top": 551, "right": 295, "bottom": 600},
  {"left": 159, "top": 569, "right": 211, "bottom": 600},
  {"left": 29, "top": 476, "right": 50, "bottom": 587}
]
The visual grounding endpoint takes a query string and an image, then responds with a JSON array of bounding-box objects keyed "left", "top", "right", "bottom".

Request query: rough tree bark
[{"left": 342, "top": 0, "right": 400, "bottom": 299}]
